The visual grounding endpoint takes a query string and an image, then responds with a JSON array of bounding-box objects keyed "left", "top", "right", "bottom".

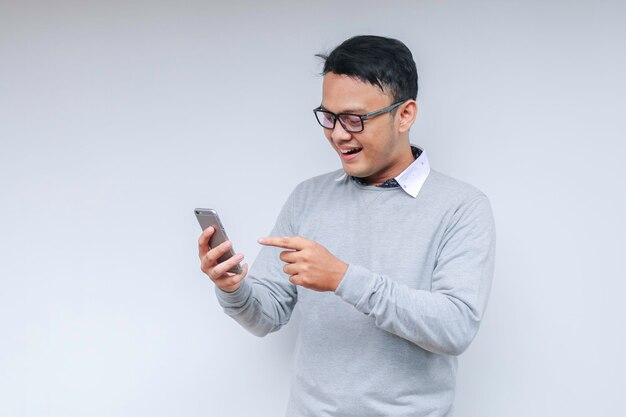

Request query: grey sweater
[{"left": 216, "top": 168, "right": 496, "bottom": 417}]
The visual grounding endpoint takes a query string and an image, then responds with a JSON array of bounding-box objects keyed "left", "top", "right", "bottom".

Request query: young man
[{"left": 198, "top": 35, "right": 496, "bottom": 417}]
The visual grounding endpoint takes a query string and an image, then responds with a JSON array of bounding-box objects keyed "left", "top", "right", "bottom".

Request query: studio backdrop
[{"left": 1, "top": 1, "right": 625, "bottom": 416}]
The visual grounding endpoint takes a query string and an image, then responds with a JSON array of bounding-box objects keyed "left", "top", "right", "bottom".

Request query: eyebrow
[{"left": 319, "top": 104, "right": 367, "bottom": 114}]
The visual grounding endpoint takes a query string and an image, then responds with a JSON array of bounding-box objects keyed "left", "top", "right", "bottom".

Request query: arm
[
  {"left": 214, "top": 244, "right": 298, "bottom": 337},
  {"left": 205, "top": 190, "right": 300, "bottom": 337},
  {"left": 335, "top": 195, "right": 496, "bottom": 356}
]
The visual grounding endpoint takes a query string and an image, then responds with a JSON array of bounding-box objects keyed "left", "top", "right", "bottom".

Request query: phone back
[{"left": 195, "top": 208, "right": 242, "bottom": 274}]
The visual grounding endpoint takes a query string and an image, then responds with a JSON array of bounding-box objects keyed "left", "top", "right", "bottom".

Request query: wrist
[
  {"left": 221, "top": 283, "right": 241, "bottom": 293},
  {"left": 333, "top": 262, "right": 349, "bottom": 291}
]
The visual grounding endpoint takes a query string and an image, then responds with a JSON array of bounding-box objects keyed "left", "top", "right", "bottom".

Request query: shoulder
[
  {"left": 421, "top": 169, "right": 494, "bottom": 226},
  {"left": 424, "top": 169, "right": 489, "bottom": 204}
]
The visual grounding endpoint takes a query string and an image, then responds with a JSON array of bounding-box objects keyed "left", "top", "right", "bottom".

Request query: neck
[{"left": 364, "top": 143, "right": 415, "bottom": 186}]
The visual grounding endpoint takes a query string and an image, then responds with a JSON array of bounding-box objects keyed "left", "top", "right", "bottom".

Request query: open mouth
[{"left": 340, "top": 147, "right": 363, "bottom": 155}]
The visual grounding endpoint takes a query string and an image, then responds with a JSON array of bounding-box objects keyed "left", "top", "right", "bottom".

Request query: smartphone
[{"left": 195, "top": 208, "right": 243, "bottom": 274}]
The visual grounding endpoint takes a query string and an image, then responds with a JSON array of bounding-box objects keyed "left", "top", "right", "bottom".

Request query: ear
[{"left": 397, "top": 100, "right": 418, "bottom": 133}]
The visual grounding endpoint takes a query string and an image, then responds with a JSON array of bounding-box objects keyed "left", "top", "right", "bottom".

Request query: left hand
[{"left": 257, "top": 236, "right": 348, "bottom": 292}]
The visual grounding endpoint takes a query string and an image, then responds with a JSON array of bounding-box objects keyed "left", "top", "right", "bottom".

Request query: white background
[{"left": 1, "top": 1, "right": 625, "bottom": 416}]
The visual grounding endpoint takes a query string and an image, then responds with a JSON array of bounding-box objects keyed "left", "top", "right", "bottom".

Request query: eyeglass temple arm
[{"left": 360, "top": 101, "right": 405, "bottom": 120}]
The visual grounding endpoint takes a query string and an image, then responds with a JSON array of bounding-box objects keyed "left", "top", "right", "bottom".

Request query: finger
[
  {"left": 213, "top": 253, "right": 245, "bottom": 277},
  {"left": 283, "top": 262, "right": 298, "bottom": 276},
  {"left": 279, "top": 250, "right": 298, "bottom": 263},
  {"left": 289, "top": 274, "right": 302, "bottom": 286},
  {"left": 201, "top": 240, "right": 233, "bottom": 276},
  {"left": 205, "top": 240, "right": 233, "bottom": 264},
  {"left": 198, "top": 226, "right": 215, "bottom": 258},
  {"left": 258, "top": 236, "right": 307, "bottom": 250},
  {"left": 202, "top": 250, "right": 238, "bottom": 280},
  {"left": 215, "top": 263, "right": 249, "bottom": 291}
]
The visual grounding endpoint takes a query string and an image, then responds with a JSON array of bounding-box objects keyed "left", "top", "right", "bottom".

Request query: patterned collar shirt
[{"left": 335, "top": 145, "right": 431, "bottom": 199}]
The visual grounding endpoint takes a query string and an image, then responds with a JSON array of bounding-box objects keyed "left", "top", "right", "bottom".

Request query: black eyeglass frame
[{"left": 313, "top": 100, "right": 407, "bottom": 133}]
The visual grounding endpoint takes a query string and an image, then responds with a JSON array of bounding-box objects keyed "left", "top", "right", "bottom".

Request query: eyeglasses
[{"left": 313, "top": 100, "right": 405, "bottom": 133}]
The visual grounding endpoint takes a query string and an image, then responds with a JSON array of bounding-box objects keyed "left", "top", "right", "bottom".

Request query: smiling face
[{"left": 320, "top": 72, "right": 417, "bottom": 185}]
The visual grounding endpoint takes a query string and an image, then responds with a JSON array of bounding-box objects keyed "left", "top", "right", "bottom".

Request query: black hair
[{"left": 316, "top": 35, "right": 418, "bottom": 102}]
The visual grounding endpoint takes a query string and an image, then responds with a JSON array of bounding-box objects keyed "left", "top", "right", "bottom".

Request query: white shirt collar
[
  {"left": 334, "top": 145, "right": 431, "bottom": 199},
  {"left": 395, "top": 146, "right": 431, "bottom": 198}
]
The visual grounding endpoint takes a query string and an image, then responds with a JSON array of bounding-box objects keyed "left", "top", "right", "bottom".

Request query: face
[{"left": 319, "top": 72, "right": 415, "bottom": 185}]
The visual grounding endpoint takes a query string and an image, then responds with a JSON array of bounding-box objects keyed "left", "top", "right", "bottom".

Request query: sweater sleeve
[
  {"left": 334, "top": 195, "right": 496, "bottom": 356},
  {"left": 214, "top": 188, "right": 299, "bottom": 337}
]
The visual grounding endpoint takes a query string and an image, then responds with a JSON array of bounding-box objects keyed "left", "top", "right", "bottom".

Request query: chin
[
  {"left": 342, "top": 166, "right": 366, "bottom": 178},
  {"left": 341, "top": 164, "right": 357, "bottom": 175}
]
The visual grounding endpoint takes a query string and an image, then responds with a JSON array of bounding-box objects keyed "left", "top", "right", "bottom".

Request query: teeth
[{"left": 341, "top": 147, "right": 362, "bottom": 154}]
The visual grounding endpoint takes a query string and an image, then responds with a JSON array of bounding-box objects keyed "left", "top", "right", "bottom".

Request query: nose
[{"left": 330, "top": 119, "right": 352, "bottom": 142}]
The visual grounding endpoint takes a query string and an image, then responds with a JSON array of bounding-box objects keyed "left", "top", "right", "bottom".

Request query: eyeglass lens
[{"left": 315, "top": 111, "right": 363, "bottom": 132}]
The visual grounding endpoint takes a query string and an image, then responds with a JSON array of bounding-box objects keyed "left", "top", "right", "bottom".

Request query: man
[{"left": 198, "top": 35, "right": 495, "bottom": 417}]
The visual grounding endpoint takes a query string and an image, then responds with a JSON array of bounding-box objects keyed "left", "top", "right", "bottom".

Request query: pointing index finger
[{"left": 258, "top": 236, "right": 306, "bottom": 250}]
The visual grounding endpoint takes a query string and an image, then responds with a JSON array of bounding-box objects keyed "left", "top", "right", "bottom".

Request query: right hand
[{"left": 198, "top": 226, "right": 248, "bottom": 293}]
